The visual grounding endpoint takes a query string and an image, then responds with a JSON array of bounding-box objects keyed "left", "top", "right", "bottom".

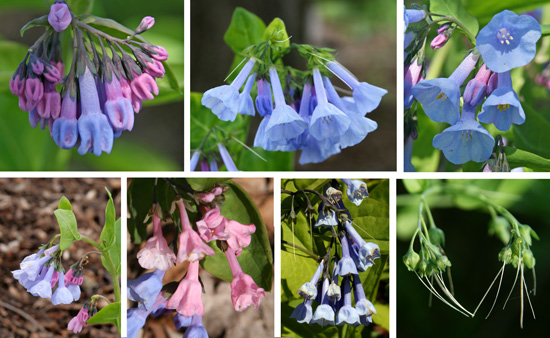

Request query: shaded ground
[
  {"left": 0, "top": 178, "right": 121, "bottom": 338},
  {"left": 127, "top": 178, "right": 274, "bottom": 338}
]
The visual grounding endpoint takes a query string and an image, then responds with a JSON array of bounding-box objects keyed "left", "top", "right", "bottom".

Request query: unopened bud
[
  {"left": 136, "top": 16, "right": 155, "bottom": 34},
  {"left": 403, "top": 249, "right": 421, "bottom": 271}
]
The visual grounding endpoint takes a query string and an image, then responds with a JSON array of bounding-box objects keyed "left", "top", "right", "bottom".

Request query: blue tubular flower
[
  {"left": 52, "top": 271, "right": 73, "bottom": 305},
  {"left": 183, "top": 315, "right": 209, "bottom": 338},
  {"left": 217, "top": 143, "right": 238, "bottom": 171},
  {"left": 433, "top": 103, "right": 495, "bottom": 164},
  {"left": 404, "top": 8, "right": 426, "bottom": 30},
  {"left": 299, "top": 135, "right": 341, "bottom": 165},
  {"left": 29, "top": 265, "right": 55, "bottom": 298},
  {"left": 336, "top": 276, "right": 360, "bottom": 326},
  {"left": 309, "top": 69, "right": 350, "bottom": 140},
  {"left": 238, "top": 73, "right": 256, "bottom": 116},
  {"left": 327, "top": 266, "right": 341, "bottom": 304},
  {"left": 337, "top": 235, "right": 358, "bottom": 276},
  {"left": 190, "top": 151, "right": 200, "bottom": 171},
  {"left": 52, "top": 84, "right": 78, "bottom": 150},
  {"left": 478, "top": 71, "right": 525, "bottom": 131},
  {"left": 298, "top": 260, "right": 324, "bottom": 300},
  {"left": 290, "top": 298, "right": 313, "bottom": 324},
  {"left": 209, "top": 159, "right": 218, "bottom": 171},
  {"left": 15, "top": 253, "right": 52, "bottom": 282},
  {"left": 411, "top": 53, "right": 479, "bottom": 124},
  {"left": 323, "top": 77, "right": 376, "bottom": 148},
  {"left": 128, "top": 269, "right": 165, "bottom": 310},
  {"left": 314, "top": 203, "right": 338, "bottom": 228},
  {"left": 311, "top": 279, "right": 335, "bottom": 326},
  {"left": 476, "top": 10, "right": 541, "bottom": 73},
  {"left": 127, "top": 308, "right": 149, "bottom": 338},
  {"left": 352, "top": 274, "right": 376, "bottom": 317},
  {"left": 326, "top": 61, "right": 387, "bottom": 115},
  {"left": 77, "top": 67, "right": 113, "bottom": 156},
  {"left": 265, "top": 67, "right": 307, "bottom": 141},
  {"left": 255, "top": 78, "right": 273, "bottom": 117},
  {"left": 202, "top": 58, "right": 256, "bottom": 121},
  {"left": 341, "top": 179, "right": 369, "bottom": 206},
  {"left": 344, "top": 220, "right": 380, "bottom": 268},
  {"left": 174, "top": 314, "right": 193, "bottom": 329},
  {"left": 404, "top": 59, "right": 423, "bottom": 110}
]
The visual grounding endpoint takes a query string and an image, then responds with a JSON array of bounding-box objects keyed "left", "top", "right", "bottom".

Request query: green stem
[
  {"left": 541, "top": 25, "right": 550, "bottom": 37},
  {"left": 91, "top": 294, "right": 111, "bottom": 304},
  {"left": 421, "top": 196, "right": 437, "bottom": 230},
  {"left": 282, "top": 240, "right": 320, "bottom": 260}
]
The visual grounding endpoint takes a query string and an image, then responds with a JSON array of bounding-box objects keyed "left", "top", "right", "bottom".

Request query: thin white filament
[
  {"left": 434, "top": 273, "right": 474, "bottom": 317},
  {"left": 522, "top": 267, "right": 536, "bottom": 320},
  {"left": 503, "top": 251, "right": 522, "bottom": 310},
  {"left": 223, "top": 57, "right": 248, "bottom": 83},
  {"left": 415, "top": 272, "right": 471, "bottom": 317}
]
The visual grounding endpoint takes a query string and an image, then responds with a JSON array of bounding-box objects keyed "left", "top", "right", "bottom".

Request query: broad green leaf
[
  {"left": 505, "top": 147, "right": 550, "bottom": 171},
  {"left": 373, "top": 302, "right": 390, "bottom": 331},
  {"left": 236, "top": 146, "right": 294, "bottom": 171},
  {"left": 187, "top": 178, "right": 231, "bottom": 192},
  {"left": 430, "top": 0, "right": 479, "bottom": 37},
  {"left": 54, "top": 197, "right": 81, "bottom": 250},
  {"left": 128, "top": 178, "right": 156, "bottom": 244},
  {"left": 20, "top": 15, "right": 48, "bottom": 37},
  {"left": 223, "top": 7, "right": 266, "bottom": 54},
  {"left": 67, "top": 0, "right": 95, "bottom": 15},
  {"left": 100, "top": 188, "right": 116, "bottom": 249},
  {"left": 201, "top": 181, "right": 273, "bottom": 291},
  {"left": 464, "top": 0, "right": 549, "bottom": 26},
  {"left": 87, "top": 301, "right": 121, "bottom": 333},
  {"left": 293, "top": 179, "right": 331, "bottom": 192},
  {"left": 262, "top": 18, "right": 290, "bottom": 51}
]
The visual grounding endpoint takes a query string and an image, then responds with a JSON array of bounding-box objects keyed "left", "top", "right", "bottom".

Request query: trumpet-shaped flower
[
  {"left": 311, "top": 279, "right": 335, "bottom": 326},
  {"left": 52, "top": 89, "right": 78, "bottom": 149},
  {"left": 476, "top": 10, "right": 541, "bottom": 73},
  {"left": 176, "top": 201, "right": 215, "bottom": 263},
  {"left": 128, "top": 269, "right": 165, "bottom": 310},
  {"left": 290, "top": 299, "right": 313, "bottom": 323},
  {"left": 478, "top": 70, "right": 525, "bottom": 131},
  {"left": 336, "top": 277, "right": 360, "bottom": 326},
  {"left": 238, "top": 73, "right": 256, "bottom": 116},
  {"left": 226, "top": 249, "right": 266, "bottom": 311},
  {"left": 166, "top": 261, "right": 204, "bottom": 316},
  {"left": 255, "top": 78, "right": 273, "bottom": 117},
  {"left": 225, "top": 219, "right": 255, "bottom": 252},
  {"left": 433, "top": 103, "right": 495, "bottom": 164},
  {"left": 314, "top": 203, "right": 338, "bottom": 228},
  {"left": 217, "top": 143, "right": 238, "bottom": 171},
  {"left": 337, "top": 235, "right": 358, "bottom": 276},
  {"left": 29, "top": 265, "right": 55, "bottom": 299},
  {"left": 196, "top": 204, "right": 229, "bottom": 242},
  {"left": 404, "top": 58, "right": 423, "bottom": 109},
  {"left": 341, "top": 179, "right": 369, "bottom": 206},
  {"left": 51, "top": 271, "right": 73, "bottom": 305},
  {"left": 137, "top": 212, "right": 176, "bottom": 270},
  {"left": 412, "top": 53, "right": 479, "bottom": 124},
  {"left": 298, "top": 260, "right": 324, "bottom": 300},
  {"left": 183, "top": 315, "right": 209, "bottom": 338},
  {"left": 202, "top": 58, "right": 256, "bottom": 121},
  {"left": 67, "top": 306, "right": 90, "bottom": 334}
]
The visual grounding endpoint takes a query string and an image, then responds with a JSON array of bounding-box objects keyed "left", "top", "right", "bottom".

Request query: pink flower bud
[
  {"left": 136, "top": 16, "right": 155, "bottom": 34},
  {"left": 48, "top": 1, "right": 72, "bottom": 32}
]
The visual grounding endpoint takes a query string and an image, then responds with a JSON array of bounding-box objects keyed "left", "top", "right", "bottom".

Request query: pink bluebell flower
[
  {"left": 136, "top": 16, "right": 155, "bottom": 34},
  {"left": 67, "top": 305, "right": 90, "bottom": 333},
  {"left": 476, "top": 10, "right": 541, "bottom": 72},
  {"left": 404, "top": 58, "right": 423, "bottom": 110},
  {"left": 176, "top": 200, "right": 215, "bottom": 263},
  {"left": 166, "top": 261, "right": 204, "bottom": 316},
  {"left": 224, "top": 219, "right": 255, "bottom": 252},
  {"left": 195, "top": 205, "right": 229, "bottom": 242},
  {"left": 225, "top": 248, "right": 266, "bottom": 312},
  {"left": 463, "top": 64, "right": 492, "bottom": 107},
  {"left": 137, "top": 211, "right": 176, "bottom": 270}
]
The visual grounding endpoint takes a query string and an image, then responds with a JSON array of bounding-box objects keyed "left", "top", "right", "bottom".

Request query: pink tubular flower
[
  {"left": 176, "top": 200, "right": 215, "bottom": 263},
  {"left": 48, "top": 1, "right": 72, "bottom": 32},
  {"left": 130, "top": 72, "right": 159, "bottom": 101},
  {"left": 37, "top": 82, "right": 61, "bottom": 119},
  {"left": 144, "top": 59, "right": 165, "bottom": 78},
  {"left": 137, "top": 211, "right": 176, "bottom": 270},
  {"left": 225, "top": 219, "right": 256, "bottom": 252},
  {"left": 67, "top": 306, "right": 90, "bottom": 333},
  {"left": 64, "top": 267, "right": 84, "bottom": 285},
  {"left": 24, "top": 77, "right": 44, "bottom": 111},
  {"left": 144, "top": 44, "right": 169, "bottom": 61},
  {"left": 165, "top": 261, "right": 204, "bottom": 316},
  {"left": 225, "top": 248, "right": 265, "bottom": 312},
  {"left": 196, "top": 205, "right": 229, "bottom": 242},
  {"left": 104, "top": 70, "right": 134, "bottom": 131},
  {"left": 196, "top": 187, "right": 223, "bottom": 203}
]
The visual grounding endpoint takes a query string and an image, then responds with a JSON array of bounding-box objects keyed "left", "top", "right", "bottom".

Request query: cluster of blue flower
[
  {"left": 290, "top": 180, "right": 381, "bottom": 327},
  {"left": 404, "top": 8, "right": 541, "bottom": 169},
  {"left": 199, "top": 42, "right": 387, "bottom": 167}
]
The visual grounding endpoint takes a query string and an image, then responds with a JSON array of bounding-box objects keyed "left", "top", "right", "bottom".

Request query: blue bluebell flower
[
  {"left": 314, "top": 202, "right": 338, "bottom": 228},
  {"left": 202, "top": 58, "right": 256, "bottom": 121},
  {"left": 29, "top": 265, "right": 55, "bottom": 299},
  {"left": 344, "top": 220, "right": 380, "bottom": 261},
  {"left": 326, "top": 61, "right": 387, "bottom": 115},
  {"left": 265, "top": 67, "right": 307, "bottom": 141},
  {"left": 128, "top": 269, "right": 165, "bottom": 310},
  {"left": 297, "top": 260, "right": 324, "bottom": 300},
  {"left": 127, "top": 308, "right": 149, "bottom": 338},
  {"left": 476, "top": 10, "right": 541, "bottom": 73},
  {"left": 217, "top": 143, "right": 238, "bottom": 171},
  {"left": 336, "top": 276, "right": 360, "bottom": 326},
  {"left": 190, "top": 151, "right": 200, "bottom": 171},
  {"left": 327, "top": 266, "right": 341, "bottom": 305},
  {"left": 433, "top": 103, "right": 495, "bottom": 164},
  {"left": 237, "top": 73, "right": 256, "bottom": 116},
  {"left": 404, "top": 7, "right": 426, "bottom": 31},
  {"left": 478, "top": 71, "right": 525, "bottom": 131},
  {"left": 183, "top": 315, "right": 209, "bottom": 338},
  {"left": 209, "top": 159, "right": 218, "bottom": 171},
  {"left": 338, "top": 235, "right": 358, "bottom": 276},
  {"left": 51, "top": 271, "right": 73, "bottom": 305},
  {"left": 298, "top": 135, "right": 341, "bottom": 165},
  {"left": 341, "top": 179, "right": 369, "bottom": 206},
  {"left": 412, "top": 53, "right": 479, "bottom": 124},
  {"left": 311, "top": 279, "right": 336, "bottom": 326},
  {"left": 290, "top": 299, "right": 313, "bottom": 324},
  {"left": 255, "top": 78, "right": 273, "bottom": 117},
  {"left": 352, "top": 274, "right": 376, "bottom": 318},
  {"left": 174, "top": 314, "right": 193, "bottom": 329},
  {"left": 308, "top": 68, "right": 350, "bottom": 140}
]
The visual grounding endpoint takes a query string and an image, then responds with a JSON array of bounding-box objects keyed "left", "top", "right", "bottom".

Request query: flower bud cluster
[{"left": 498, "top": 224, "right": 538, "bottom": 269}]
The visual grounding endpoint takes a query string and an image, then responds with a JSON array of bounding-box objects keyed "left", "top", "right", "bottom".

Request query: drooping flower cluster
[
  {"left": 195, "top": 27, "right": 386, "bottom": 168},
  {"left": 404, "top": 8, "right": 541, "bottom": 170},
  {"left": 127, "top": 186, "right": 266, "bottom": 338},
  {"left": 9, "top": 0, "right": 168, "bottom": 155},
  {"left": 290, "top": 180, "right": 380, "bottom": 327},
  {"left": 190, "top": 143, "right": 239, "bottom": 172}
]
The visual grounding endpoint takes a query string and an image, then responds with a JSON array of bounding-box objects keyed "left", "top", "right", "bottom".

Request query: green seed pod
[
  {"left": 403, "top": 249, "right": 421, "bottom": 271},
  {"left": 418, "top": 259, "right": 429, "bottom": 277},
  {"left": 498, "top": 246, "right": 513, "bottom": 264},
  {"left": 522, "top": 249, "right": 536, "bottom": 269},
  {"left": 488, "top": 216, "right": 511, "bottom": 244},
  {"left": 428, "top": 227, "right": 446, "bottom": 246}
]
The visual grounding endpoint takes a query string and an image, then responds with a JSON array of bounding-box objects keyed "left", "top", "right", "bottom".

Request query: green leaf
[
  {"left": 100, "top": 188, "right": 116, "bottom": 249},
  {"left": 20, "top": 15, "right": 48, "bottom": 37},
  {"left": 513, "top": 86, "right": 550, "bottom": 160},
  {"left": 187, "top": 178, "right": 231, "bottom": 192},
  {"left": 262, "top": 18, "right": 290, "bottom": 51},
  {"left": 200, "top": 181, "right": 273, "bottom": 291},
  {"left": 430, "top": 0, "right": 479, "bottom": 37},
  {"left": 67, "top": 0, "right": 95, "bottom": 15},
  {"left": 463, "top": 0, "right": 549, "bottom": 26},
  {"left": 54, "top": 197, "right": 81, "bottom": 250},
  {"left": 505, "top": 147, "right": 550, "bottom": 171},
  {"left": 293, "top": 179, "right": 331, "bottom": 192},
  {"left": 373, "top": 302, "right": 390, "bottom": 331},
  {"left": 86, "top": 301, "right": 121, "bottom": 332},
  {"left": 161, "top": 60, "right": 182, "bottom": 94},
  {"left": 223, "top": 7, "right": 266, "bottom": 54},
  {"left": 128, "top": 178, "right": 156, "bottom": 244}
]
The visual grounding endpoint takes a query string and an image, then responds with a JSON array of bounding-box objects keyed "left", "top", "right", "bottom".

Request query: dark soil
[{"left": 0, "top": 178, "right": 121, "bottom": 338}]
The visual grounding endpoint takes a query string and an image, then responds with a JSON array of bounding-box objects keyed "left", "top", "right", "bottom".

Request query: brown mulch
[
  {"left": 0, "top": 178, "right": 121, "bottom": 338},
  {"left": 127, "top": 178, "right": 274, "bottom": 338}
]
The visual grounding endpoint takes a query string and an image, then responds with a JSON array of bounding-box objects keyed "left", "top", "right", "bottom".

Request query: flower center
[
  {"left": 497, "top": 104, "right": 510, "bottom": 111},
  {"left": 460, "top": 130, "right": 473, "bottom": 142},
  {"left": 436, "top": 92, "right": 448, "bottom": 101},
  {"left": 497, "top": 28, "right": 514, "bottom": 45},
  {"left": 321, "top": 116, "right": 334, "bottom": 124}
]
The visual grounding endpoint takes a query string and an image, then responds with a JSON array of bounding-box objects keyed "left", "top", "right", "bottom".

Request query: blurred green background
[
  {"left": 406, "top": 0, "right": 550, "bottom": 172},
  {"left": 0, "top": 0, "right": 184, "bottom": 170},
  {"left": 191, "top": 0, "right": 396, "bottom": 171},
  {"left": 397, "top": 179, "right": 550, "bottom": 337}
]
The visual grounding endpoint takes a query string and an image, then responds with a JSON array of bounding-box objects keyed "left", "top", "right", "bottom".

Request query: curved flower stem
[
  {"left": 91, "top": 294, "right": 112, "bottom": 305},
  {"left": 430, "top": 16, "right": 476, "bottom": 46},
  {"left": 282, "top": 240, "right": 320, "bottom": 260}
]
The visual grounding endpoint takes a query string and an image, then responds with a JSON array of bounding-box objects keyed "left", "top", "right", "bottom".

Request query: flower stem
[{"left": 282, "top": 240, "right": 320, "bottom": 260}]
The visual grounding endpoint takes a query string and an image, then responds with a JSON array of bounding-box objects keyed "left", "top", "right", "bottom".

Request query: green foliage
[
  {"left": 54, "top": 197, "right": 81, "bottom": 251},
  {"left": 100, "top": 188, "right": 116, "bottom": 249},
  {"left": 68, "top": 0, "right": 96, "bottom": 15},
  {"left": 431, "top": 0, "right": 479, "bottom": 36},
  {"left": 223, "top": 7, "right": 266, "bottom": 55},
  {"left": 87, "top": 301, "right": 121, "bottom": 333},
  {"left": 281, "top": 179, "right": 389, "bottom": 337}
]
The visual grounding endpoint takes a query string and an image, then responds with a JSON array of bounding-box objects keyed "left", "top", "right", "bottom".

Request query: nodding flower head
[
  {"left": 137, "top": 211, "right": 176, "bottom": 270},
  {"left": 67, "top": 305, "right": 91, "bottom": 334},
  {"left": 225, "top": 249, "right": 266, "bottom": 312},
  {"left": 476, "top": 10, "right": 541, "bottom": 72},
  {"left": 128, "top": 269, "right": 166, "bottom": 311},
  {"left": 341, "top": 179, "right": 369, "bottom": 206},
  {"left": 176, "top": 200, "right": 215, "bottom": 263},
  {"left": 48, "top": 1, "right": 72, "bottom": 32},
  {"left": 166, "top": 261, "right": 204, "bottom": 316},
  {"left": 290, "top": 298, "right": 313, "bottom": 324}
]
